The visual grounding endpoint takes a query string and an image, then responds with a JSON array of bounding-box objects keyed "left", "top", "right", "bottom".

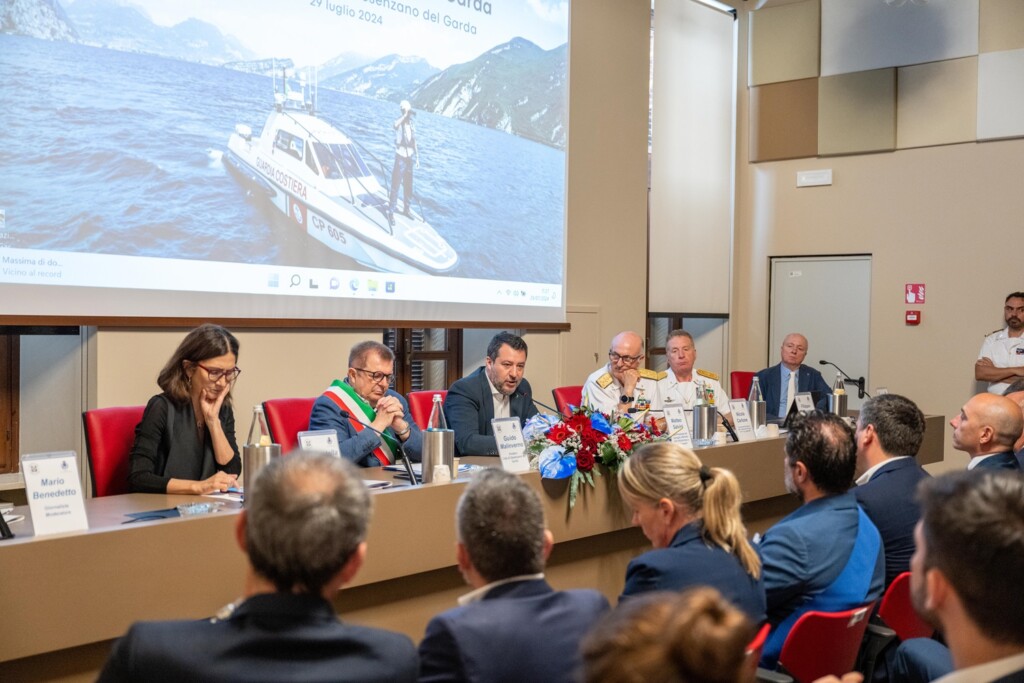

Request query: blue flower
[
  {"left": 538, "top": 445, "right": 576, "bottom": 479},
  {"left": 523, "top": 413, "right": 560, "bottom": 441},
  {"left": 589, "top": 412, "right": 613, "bottom": 435}
]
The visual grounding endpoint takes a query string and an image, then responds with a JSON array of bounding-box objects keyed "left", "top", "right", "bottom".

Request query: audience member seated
[
  {"left": 1002, "top": 378, "right": 1024, "bottom": 467},
  {"left": 617, "top": 442, "right": 765, "bottom": 623},
  {"left": 443, "top": 332, "right": 538, "bottom": 456},
  {"left": 128, "top": 323, "right": 241, "bottom": 495},
  {"left": 853, "top": 394, "right": 931, "bottom": 587},
  {"left": 757, "top": 412, "right": 884, "bottom": 666},
  {"left": 580, "top": 587, "right": 755, "bottom": 683},
  {"left": 892, "top": 470, "right": 1024, "bottom": 683},
  {"left": 949, "top": 392, "right": 1022, "bottom": 470},
  {"left": 417, "top": 468, "right": 609, "bottom": 682},
  {"left": 309, "top": 340, "right": 422, "bottom": 467},
  {"left": 99, "top": 453, "right": 418, "bottom": 682},
  {"left": 754, "top": 332, "right": 830, "bottom": 419},
  {"left": 581, "top": 330, "right": 664, "bottom": 416}
]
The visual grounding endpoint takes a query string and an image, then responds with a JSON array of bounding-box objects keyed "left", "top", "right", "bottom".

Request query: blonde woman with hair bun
[{"left": 617, "top": 441, "right": 766, "bottom": 623}]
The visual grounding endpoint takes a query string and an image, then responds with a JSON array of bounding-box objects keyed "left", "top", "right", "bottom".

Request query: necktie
[{"left": 786, "top": 370, "right": 797, "bottom": 413}]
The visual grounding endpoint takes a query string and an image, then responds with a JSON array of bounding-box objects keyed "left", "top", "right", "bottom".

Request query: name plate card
[
  {"left": 728, "top": 401, "right": 757, "bottom": 442},
  {"left": 22, "top": 451, "right": 88, "bottom": 536},
  {"left": 297, "top": 430, "right": 342, "bottom": 458},
  {"left": 492, "top": 417, "right": 529, "bottom": 473},
  {"left": 795, "top": 392, "right": 816, "bottom": 414},
  {"left": 663, "top": 405, "right": 694, "bottom": 448}
]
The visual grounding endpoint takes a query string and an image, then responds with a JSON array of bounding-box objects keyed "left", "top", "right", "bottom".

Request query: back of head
[
  {"left": 619, "top": 442, "right": 760, "bottom": 578},
  {"left": 918, "top": 470, "right": 1024, "bottom": 645},
  {"left": 158, "top": 323, "right": 239, "bottom": 403},
  {"left": 785, "top": 412, "right": 856, "bottom": 495},
  {"left": 858, "top": 394, "right": 926, "bottom": 457},
  {"left": 983, "top": 394, "right": 1024, "bottom": 450},
  {"left": 457, "top": 468, "right": 544, "bottom": 581},
  {"left": 486, "top": 331, "right": 528, "bottom": 360},
  {"left": 581, "top": 587, "right": 754, "bottom": 683},
  {"left": 246, "top": 453, "right": 371, "bottom": 594}
]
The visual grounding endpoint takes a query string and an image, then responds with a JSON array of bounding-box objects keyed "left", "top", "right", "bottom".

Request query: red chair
[
  {"left": 773, "top": 603, "right": 876, "bottom": 683},
  {"left": 407, "top": 390, "right": 447, "bottom": 430},
  {"left": 82, "top": 405, "right": 145, "bottom": 498},
  {"left": 551, "top": 386, "right": 583, "bottom": 415},
  {"left": 746, "top": 623, "right": 772, "bottom": 681},
  {"left": 731, "top": 371, "right": 756, "bottom": 400},
  {"left": 263, "top": 397, "right": 316, "bottom": 455},
  {"left": 878, "top": 572, "right": 934, "bottom": 641}
]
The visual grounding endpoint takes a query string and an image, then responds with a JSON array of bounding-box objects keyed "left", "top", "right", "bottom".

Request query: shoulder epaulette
[
  {"left": 696, "top": 368, "right": 719, "bottom": 381},
  {"left": 596, "top": 372, "right": 614, "bottom": 389},
  {"left": 639, "top": 368, "right": 666, "bottom": 381},
  {"left": 988, "top": 328, "right": 1004, "bottom": 337}
]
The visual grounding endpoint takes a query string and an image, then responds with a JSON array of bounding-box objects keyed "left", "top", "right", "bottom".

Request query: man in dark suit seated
[
  {"left": 417, "top": 468, "right": 610, "bottom": 682},
  {"left": 754, "top": 333, "right": 831, "bottom": 419},
  {"left": 756, "top": 412, "right": 885, "bottom": 667},
  {"left": 950, "top": 392, "right": 1023, "bottom": 471},
  {"left": 99, "top": 454, "right": 418, "bottom": 683},
  {"left": 854, "top": 394, "right": 931, "bottom": 587},
  {"left": 444, "top": 332, "right": 538, "bottom": 455},
  {"left": 891, "top": 470, "right": 1024, "bottom": 683},
  {"left": 1002, "top": 379, "right": 1024, "bottom": 468}
]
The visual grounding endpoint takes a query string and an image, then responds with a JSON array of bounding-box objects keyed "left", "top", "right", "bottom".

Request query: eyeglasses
[
  {"left": 609, "top": 351, "right": 644, "bottom": 365},
  {"left": 353, "top": 367, "right": 395, "bottom": 385},
  {"left": 196, "top": 363, "right": 241, "bottom": 382}
]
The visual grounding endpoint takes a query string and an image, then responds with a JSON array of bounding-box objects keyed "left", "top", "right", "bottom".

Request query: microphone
[
  {"left": 338, "top": 409, "right": 419, "bottom": 486},
  {"left": 0, "top": 511, "right": 14, "bottom": 540},
  {"left": 527, "top": 393, "right": 572, "bottom": 420},
  {"left": 718, "top": 411, "right": 740, "bottom": 443},
  {"left": 818, "top": 359, "right": 871, "bottom": 399}
]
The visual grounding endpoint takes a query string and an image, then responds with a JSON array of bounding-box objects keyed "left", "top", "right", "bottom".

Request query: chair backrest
[
  {"left": 878, "top": 572, "right": 934, "bottom": 642},
  {"left": 731, "top": 371, "right": 756, "bottom": 401},
  {"left": 552, "top": 386, "right": 583, "bottom": 415},
  {"left": 262, "top": 397, "right": 316, "bottom": 455},
  {"left": 407, "top": 390, "right": 447, "bottom": 430},
  {"left": 745, "top": 622, "right": 772, "bottom": 682},
  {"left": 82, "top": 405, "right": 146, "bottom": 498},
  {"left": 778, "top": 602, "right": 875, "bottom": 683}
]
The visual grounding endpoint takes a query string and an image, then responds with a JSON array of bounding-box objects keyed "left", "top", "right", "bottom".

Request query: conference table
[{"left": 0, "top": 415, "right": 945, "bottom": 681}]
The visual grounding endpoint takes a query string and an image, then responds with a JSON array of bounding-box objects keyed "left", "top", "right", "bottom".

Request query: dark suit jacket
[
  {"left": 308, "top": 385, "right": 422, "bottom": 467},
  {"left": 98, "top": 592, "right": 418, "bottom": 683},
  {"left": 854, "top": 457, "right": 930, "bottom": 587},
  {"left": 754, "top": 363, "right": 831, "bottom": 418},
  {"left": 620, "top": 521, "right": 766, "bottom": 623},
  {"left": 443, "top": 367, "right": 538, "bottom": 455},
  {"left": 973, "top": 451, "right": 1022, "bottom": 470},
  {"left": 417, "top": 579, "right": 609, "bottom": 683}
]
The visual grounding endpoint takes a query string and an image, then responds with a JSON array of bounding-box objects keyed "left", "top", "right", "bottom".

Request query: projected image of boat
[{"left": 225, "top": 68, "right": 458, "bottom": 275}]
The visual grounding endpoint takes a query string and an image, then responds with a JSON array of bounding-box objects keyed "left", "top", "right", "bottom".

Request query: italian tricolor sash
[{"left": 322, "top": 380, "right": 397, "bottom": 465}]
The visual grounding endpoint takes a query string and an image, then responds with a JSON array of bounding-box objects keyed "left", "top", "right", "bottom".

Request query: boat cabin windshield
[{"left": 313, "top": 141, "right": 371, "bottom": 180}]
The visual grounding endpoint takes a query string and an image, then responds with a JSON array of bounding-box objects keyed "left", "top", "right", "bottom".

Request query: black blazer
[
  {"left": 973, "top": 451, "right": 1021, "bottom": 471},
  {"left": 443, "top": 367, "right": 538, "bottom": 455}
]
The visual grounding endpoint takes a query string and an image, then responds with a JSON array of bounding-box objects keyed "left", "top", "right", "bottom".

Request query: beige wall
[{"left": 731, "top": 5, "right": 1024, "bottom": 469}]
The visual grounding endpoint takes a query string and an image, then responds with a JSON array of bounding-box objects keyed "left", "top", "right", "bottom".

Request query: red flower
[
  {"left": 576, "top": 446, "right": 596, "bottom": 472},
  {"left": 617, "top": 433, "right": 633, "bottom": 452},
  {"left": 546, "top": 423, "right": 572, "bottom": 444},
  {"left": 580, "top": 425, "right": 607, "bottom": 445},
  {"left": 567, "top": 414, "right": 589, "bottom": 433},
  {"left": 647, "top": 416, "right": 662, "bottom": 436}
]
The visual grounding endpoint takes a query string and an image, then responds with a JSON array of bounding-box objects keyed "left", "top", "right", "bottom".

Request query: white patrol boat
[{"left": 224, "top": 67, "right": 458, "bottom": 275}]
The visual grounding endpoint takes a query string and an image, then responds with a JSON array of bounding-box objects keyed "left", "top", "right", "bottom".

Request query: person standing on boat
[{"left": 388, "top": 99, "right": 418, "bottom": 225}]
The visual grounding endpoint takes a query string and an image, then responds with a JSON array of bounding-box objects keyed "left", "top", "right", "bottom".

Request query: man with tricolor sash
[{"left": 309, "top": 341, "right": 422, "bottom": 467}]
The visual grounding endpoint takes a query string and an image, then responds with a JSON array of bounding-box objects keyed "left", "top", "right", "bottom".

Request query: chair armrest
[
  {"left": 855, "top": 622, "right": 899, "bottom": 677},
  {"left": 756, "top": 667, "right": 795, "bottom": 683}
]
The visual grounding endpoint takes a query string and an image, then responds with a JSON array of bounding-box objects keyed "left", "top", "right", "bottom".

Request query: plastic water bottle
[
  {"left": 427, "top": 393, "right": 447, "bottom": 430},
  {"left": 246, "top": 405, "right": 272, "bottom": 447}
]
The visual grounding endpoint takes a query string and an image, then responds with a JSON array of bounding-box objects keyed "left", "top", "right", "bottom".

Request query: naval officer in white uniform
[
  {"left": 581, "top": 331, "right": 665, "bottom": 416},
  {"left": 657, "top": 329, "right": 732, "bottom": 425}
]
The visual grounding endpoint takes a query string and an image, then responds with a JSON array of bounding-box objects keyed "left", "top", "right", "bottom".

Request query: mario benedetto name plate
[{"left": 22, "top": 451, "right": 88, "bottom": 536}]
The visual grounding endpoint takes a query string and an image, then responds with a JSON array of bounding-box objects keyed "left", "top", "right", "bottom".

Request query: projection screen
[{"left": 0, "top": 0, "right": 569, "bottom": 324}]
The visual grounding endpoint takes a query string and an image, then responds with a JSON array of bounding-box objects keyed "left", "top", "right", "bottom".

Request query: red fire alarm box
[{"left": 906, "top": 310, "right": 921, "bottom": 325}]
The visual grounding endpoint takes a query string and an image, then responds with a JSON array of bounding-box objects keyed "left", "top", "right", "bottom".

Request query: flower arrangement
[{"left": 524, "top": 406, "right": 665, "bottom": 509}]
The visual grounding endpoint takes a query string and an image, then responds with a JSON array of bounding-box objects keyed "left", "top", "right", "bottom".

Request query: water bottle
[
  {"left": 422, "top": 393, "right": 454, "bottom": 482},
  {"left": 427, "top": 393, "right": 447, "bottom": 430},
  {"left": 747, "top": 377, "right": 766, "bottom": 430},
  {"left": 829, "top": 372, "right": 848, "bottom": 417},
  {"left": 246, "top": 404, "right": 272, "bottom": 446},
  {"left": 243, "top": 405, "right": 280, "bottom": 485}
]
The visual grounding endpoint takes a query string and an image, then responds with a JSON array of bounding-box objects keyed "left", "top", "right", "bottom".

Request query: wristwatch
[{"left": 620, "top": 394, "right": 634, "bottom": 404}]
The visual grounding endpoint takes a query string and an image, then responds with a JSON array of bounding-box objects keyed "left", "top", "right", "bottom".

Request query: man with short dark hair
[
  {"left": 444, "top": 332, "right": 538, "bottom": 456},
  {"left": 976, "top": 292, "right": 1024, "bottom": 394},
  {"left": 757, "top": 412, "right": 885, "bottom": 665},
  {"left": 854, "top": 394, "right": 931, "bottom": 587},
  {"left": 99, "top": 454, "right": 418, "bottom": 682},
  {"left": 310, "top": 340, "right": 422, "bottom": 467},
  {"left": 950, "top": 392, "right": 1023, "bottom": 470},
  {"left": 417, "top": 468, "right": 609, "bottom": 682}
]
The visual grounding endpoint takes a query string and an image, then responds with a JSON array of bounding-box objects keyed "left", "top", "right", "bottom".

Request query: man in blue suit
[
  {"left": 444, "top": 332, "right": 538, "bottom": 456},
  {"left": 754, "top": 333, "right": 831, "bottom": 419},
  {"left": 99, "top": 454, "right": 418, "bottom": 683},
  {"left": 951, "top": 392, "right": 1023, "bottom": 471},
  {"left": 1003, "top": 380, "right": 1024, "bottom": 468},
  {"left": 757, "top": 412, "right": 885, "bottom": 666},
  {"left": 854, "top": 394, "right": 931, "bottom": 588},
  {"left": 418, "top": 468, "right": 609, "bottom": 682}
]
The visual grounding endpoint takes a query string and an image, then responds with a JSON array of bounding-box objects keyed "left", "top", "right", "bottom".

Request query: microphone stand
[
  {"left": 818, "top": 360, "right": 870, "bottom": 399},
  {"left": 719, "top": 412, "right": 740, "bottom": 443},
  {"left": 529, "top": 395, "right": 573, "bottom": 420},
  {"left": 338, "top": 409, "right": 420, "bottom": 486}
]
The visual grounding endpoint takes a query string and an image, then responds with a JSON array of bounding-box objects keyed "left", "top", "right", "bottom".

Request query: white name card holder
[
  {"left": 297, "top": 430, "right": 342, "bottom": 458},
  {"left": 728, "top": 401, "right": 757, "bottom": 442},
  {"left": 491, "top": 417, "right": 530, "bottom": 473},
  {"left": 21, "top": 451, "right": 89, "bottom": 536},
  {"left": 794, "top": 392, "right": 816, "bottom": 414},
  {"left": 663, "top": 405, "right": 694, "bottom": 448}
]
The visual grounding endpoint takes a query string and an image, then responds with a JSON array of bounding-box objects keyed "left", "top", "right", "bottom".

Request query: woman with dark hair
[
  {"left": 617, "top": 441, "right": 766, "bottom": 623},
  {"left": 128, "top": 324, "right": 242, "bottom": 494}
]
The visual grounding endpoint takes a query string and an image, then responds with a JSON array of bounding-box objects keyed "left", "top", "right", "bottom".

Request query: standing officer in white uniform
[
  {"left": 976, "top": 292, "right": 1024, "bottom": 395},
  {"left": 582, "top": 331, "right": 664, "bottom": 416},
  {"left": 658, "top": 330, "right": 732, "bottom": 425}
]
